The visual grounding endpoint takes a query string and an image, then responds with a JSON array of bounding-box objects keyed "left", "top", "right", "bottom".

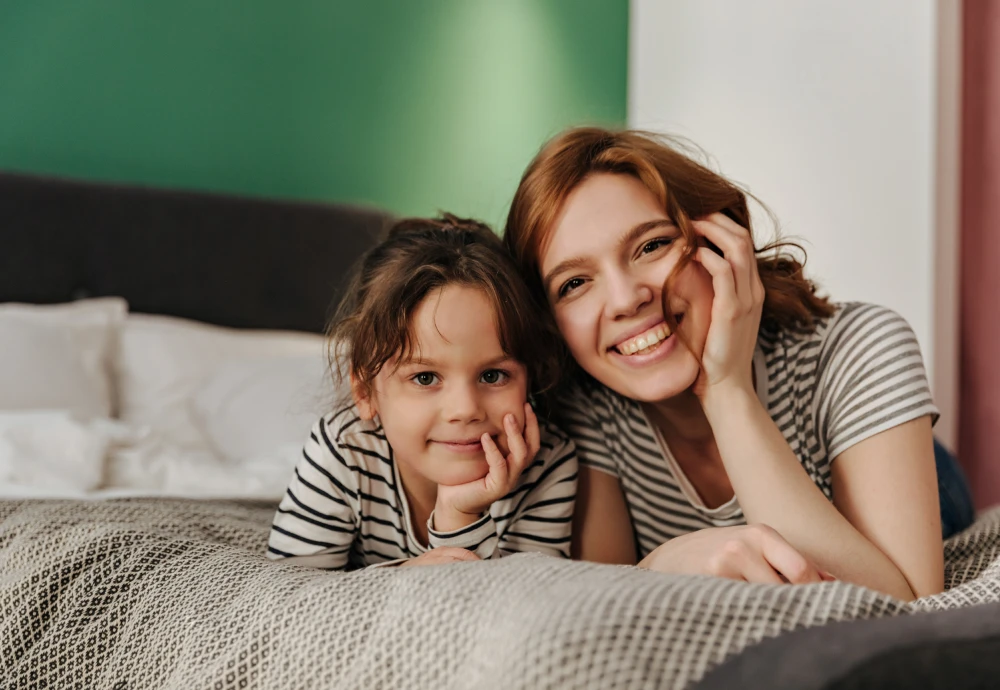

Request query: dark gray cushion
[{"left": 695, "top": 602, "right": 1000, "bottom": 690}]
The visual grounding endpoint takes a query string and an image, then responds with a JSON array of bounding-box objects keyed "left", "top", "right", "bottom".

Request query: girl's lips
[{"left": 433, "top": 436, "right": 497, "bottom": 454}]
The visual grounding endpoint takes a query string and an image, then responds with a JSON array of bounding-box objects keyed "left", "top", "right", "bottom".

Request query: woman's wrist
[{"left": 699, "top": 380, "right": 760, "bottom": 423}]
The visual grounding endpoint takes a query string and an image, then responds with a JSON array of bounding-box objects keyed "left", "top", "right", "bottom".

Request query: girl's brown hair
[
  {"left": 503, "top": 127, "right": 834, "bottom": 348},
  {"left": 329, "top": 213, "right": 562, "bottom": 402}
]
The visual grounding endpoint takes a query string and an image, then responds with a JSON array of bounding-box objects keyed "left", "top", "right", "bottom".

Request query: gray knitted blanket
[{"left": 1, "top": 499, "right": 998, "bottom": 689}]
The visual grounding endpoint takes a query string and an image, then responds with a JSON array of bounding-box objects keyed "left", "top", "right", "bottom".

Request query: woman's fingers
[
  {"left": 759, "top": 527, "right": 823, "bottom": 584},
  {"left": 694, "top": 246, "right": 738, "bottom": 317},
  {"left": 693, "top": 214, "right": 760, "bottom": 306},
  {"left": 728, "top": 548, "right": 786, "bottom": 585}
]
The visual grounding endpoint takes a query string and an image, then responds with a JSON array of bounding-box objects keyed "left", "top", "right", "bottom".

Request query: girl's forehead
[{"left": 409, "top": 284, "right": 503, "bottom": 350}]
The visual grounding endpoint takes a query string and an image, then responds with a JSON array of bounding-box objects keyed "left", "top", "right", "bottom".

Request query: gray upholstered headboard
[{"left": 0, "top": 171, "right": 393, "bottom": 333}]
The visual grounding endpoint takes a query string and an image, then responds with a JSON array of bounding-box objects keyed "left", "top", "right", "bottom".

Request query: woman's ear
[{"left": 351, "top": 373, "right": 377, "bottom": 420}]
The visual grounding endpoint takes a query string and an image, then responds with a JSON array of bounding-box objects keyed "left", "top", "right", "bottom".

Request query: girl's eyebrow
[{"left": 542, "top": 218, "right": 675, "bottom": 293}]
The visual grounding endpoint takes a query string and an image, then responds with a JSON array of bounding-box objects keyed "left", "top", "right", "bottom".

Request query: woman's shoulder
[
  {"left": 553, "top": 375, "right": 636, "bottom": 422},
  {"left": 761, "top": 301, "right": 915, "bottom": 353}
]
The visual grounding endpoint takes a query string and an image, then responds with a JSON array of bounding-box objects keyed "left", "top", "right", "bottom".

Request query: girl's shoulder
[{"left": 313, "top": 403, "right": 386, "bottom": 453}]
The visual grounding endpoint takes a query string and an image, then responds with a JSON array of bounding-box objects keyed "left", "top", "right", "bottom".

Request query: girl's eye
[
  {"left": 640, "top": 238, "right": 673, "bottom": 255},
  {"left": 412, "top": 372, "right": 438, "bottom": 386},
  {"left": 480, "top": 369, "right": 509, "bottom": 385},
  {"left": 557, "top": 277, "right": 585, "bottom": 299}
]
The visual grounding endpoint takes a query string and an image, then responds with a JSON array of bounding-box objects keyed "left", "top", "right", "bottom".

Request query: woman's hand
[
  {"left": 638, "top": 524, "right": 835, "bottom": 584},
  {"left": 433, "top": 403, "right": 540, "bottom": 531},
  {"left": 691, "top": 213, "right": 765, "bottom": 400},
  {"left": 399, "top": 547, "right": 482, "bottom": 567}
]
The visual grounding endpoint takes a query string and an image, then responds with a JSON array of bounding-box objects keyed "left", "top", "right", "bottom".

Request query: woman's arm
[
  {"left": 704, "top": 386, "right": 934, "bottom": 600},
  {"left": 830, "top": 416, "right": 943, "bottom": 597},
  {"left": 571, "top": 466, "right": 637, "bottom": 564},
  {"left": 691, "top": 214, "right": 942, "bottom": 599}
]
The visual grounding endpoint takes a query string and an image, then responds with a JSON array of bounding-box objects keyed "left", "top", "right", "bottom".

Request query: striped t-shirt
[
  {"left": 267, "top": 404, "right": 578, "bottom": 570},
  {"left": 558, "top": 302, "right": 939, "bottom": 559}
]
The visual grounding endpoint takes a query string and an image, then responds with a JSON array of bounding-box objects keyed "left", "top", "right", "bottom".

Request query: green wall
[{"left": 0, "top": 1, "right": 627, "bottom": 227}]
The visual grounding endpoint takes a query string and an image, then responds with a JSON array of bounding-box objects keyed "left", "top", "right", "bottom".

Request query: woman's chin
[{"left": 594, "top": 356, "right": 699, "bottom": 404}]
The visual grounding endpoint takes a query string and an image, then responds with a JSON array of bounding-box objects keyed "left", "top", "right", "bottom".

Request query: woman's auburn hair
[
  {"left": 503, "top": 127, "right": 834, "bottom": 339},
  {"left": 327, "top": 213, "right": 563, "bottom": 402}
]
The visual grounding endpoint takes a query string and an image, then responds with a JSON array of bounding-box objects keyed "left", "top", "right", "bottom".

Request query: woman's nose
[{"left": 604, "top": 269, "right": 653, "bottom": 320}]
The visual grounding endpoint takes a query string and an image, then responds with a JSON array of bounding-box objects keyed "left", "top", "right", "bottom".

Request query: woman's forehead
[{"left": 540, "top": 173, "right": 669, "bottom": 271}]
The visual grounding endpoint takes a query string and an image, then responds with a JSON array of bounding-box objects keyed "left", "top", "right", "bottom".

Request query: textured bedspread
[{"left": 1, "top": 499, "right": 998, "bottom": 689}]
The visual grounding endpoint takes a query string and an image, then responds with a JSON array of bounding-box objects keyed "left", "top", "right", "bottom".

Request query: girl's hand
[
  {"left": 690, "top": 213, "right": 765, "bottom": 400},
  {"left": 434, "top": 403, "right": 540, "bottom": 531},
  {"left": 638, "top": 524, "right": 836, "bottom": 584},
  {"left": 399, "top": 547, "right": 482, "bottom": 567}
]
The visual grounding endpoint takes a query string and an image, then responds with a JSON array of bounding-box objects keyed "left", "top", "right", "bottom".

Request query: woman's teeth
[{"left": 618, "top": 323, "right": 673, "bottom": 356}]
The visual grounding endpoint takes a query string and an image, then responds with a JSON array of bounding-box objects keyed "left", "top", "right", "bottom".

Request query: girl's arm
[
  {"left": 497, "top": 429, "right": 578, "bottom": 558},
  {"left": 267, "top": 418, "right": 359, "bottom": 571},
  {"left": 431, "top": 426, "right": 578, "bottom": 559}
]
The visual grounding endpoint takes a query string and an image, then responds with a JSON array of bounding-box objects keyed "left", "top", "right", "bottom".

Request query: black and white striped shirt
[
  {"left": 558, "top": 302, "right": 939, "bottom": 558},
  {"left": 267, "top": 405, "right": 578, "bottom": 569}
]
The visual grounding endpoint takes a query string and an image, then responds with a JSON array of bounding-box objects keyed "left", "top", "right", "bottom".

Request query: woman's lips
[{"left": 613, "top": 315, "right": 683, "bottom": 356}]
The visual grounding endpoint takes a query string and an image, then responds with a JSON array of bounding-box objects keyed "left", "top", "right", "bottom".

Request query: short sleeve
[
  {"left": 555, "top": 381, "right": 620, "bottom": 477},
  {"left": 815, "top": 303, "right": 939, "bottom": 461}
]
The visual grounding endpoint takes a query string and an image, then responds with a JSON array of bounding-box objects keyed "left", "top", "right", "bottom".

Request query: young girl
[{"left": 267, "top": 215, "right": 577, "bottom": 570}]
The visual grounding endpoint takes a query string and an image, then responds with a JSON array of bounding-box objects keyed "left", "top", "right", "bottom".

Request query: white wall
[{"left": 629, "top": 0, "right": 959, "bottom": 445}]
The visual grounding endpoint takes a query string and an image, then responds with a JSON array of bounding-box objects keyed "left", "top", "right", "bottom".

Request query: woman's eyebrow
[
  {"left": 620, "top": 218, "right": 676, "bottom": 247},
  {"left": 542, "top": 218, "right": 676, "bottom": 293},
  {"left": 543, "top": 255, "right": 591, "bottom": 293}
]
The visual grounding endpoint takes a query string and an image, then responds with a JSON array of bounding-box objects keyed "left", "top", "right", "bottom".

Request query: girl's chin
[{"left": 434, "top": 466, "right": 491, "bottom": 488}]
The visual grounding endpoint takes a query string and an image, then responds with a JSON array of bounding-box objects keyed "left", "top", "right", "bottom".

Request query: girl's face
[
  {"left": 356, "top": 284, "right": 529, "bottom": 487},
  {"left": 539, "top": 173, "right": 715, "bottom": 403}
]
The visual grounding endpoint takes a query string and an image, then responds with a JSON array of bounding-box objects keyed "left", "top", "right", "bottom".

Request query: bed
[{"left": 2, "top": 170, "right": 999, "bottom": 690}]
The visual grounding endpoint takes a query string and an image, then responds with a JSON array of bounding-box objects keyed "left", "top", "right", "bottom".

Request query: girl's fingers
[
  {"left": 481, "top": 432, "right": 508, "bottom": 492},
  {"left": 523, "top": 403, "right": 541, "bottom": 464},
  {"left": 503, "top": 413, "right": 528, "bottom": 467}
]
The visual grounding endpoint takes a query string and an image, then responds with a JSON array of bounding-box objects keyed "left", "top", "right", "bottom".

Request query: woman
[{"left": 503, "top": 127, "right": 974, "bottom": 600}]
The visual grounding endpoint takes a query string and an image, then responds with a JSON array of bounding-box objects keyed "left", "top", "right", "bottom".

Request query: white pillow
[
  {"left": 0, "top": 298, "right": 127, "bottom": 419},
  {"left": 193, "top": 355, "right": 336, "bottom": 462},
  {"left": 0, "top": 411, "right": 133, "bottom": 492},
  {"left": 115, "top": 314, "right": 329, "bottom": 453}
]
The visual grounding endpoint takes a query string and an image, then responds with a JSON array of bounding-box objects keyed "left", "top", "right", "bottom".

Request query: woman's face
[{"left": 538, "top": 173, "right": 715, "bottom": 403}]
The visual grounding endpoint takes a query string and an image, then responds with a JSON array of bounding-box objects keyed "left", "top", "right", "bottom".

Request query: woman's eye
[
  {"left": 641, "top": 238, "right": 673, "bottom": 255},
  {"left": 412, "top": 372, "right": 438, "bottom": 386},
  {"left": 480, "top": 369, "right": 509, "bottom": 385},
  {"left": 557, "top": 277, "right": 585, "bottom": 299}
]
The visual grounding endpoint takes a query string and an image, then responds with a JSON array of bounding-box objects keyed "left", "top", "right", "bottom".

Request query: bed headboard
[{"left": 0, "top": 171, "right": 393, "bottom": 333}]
